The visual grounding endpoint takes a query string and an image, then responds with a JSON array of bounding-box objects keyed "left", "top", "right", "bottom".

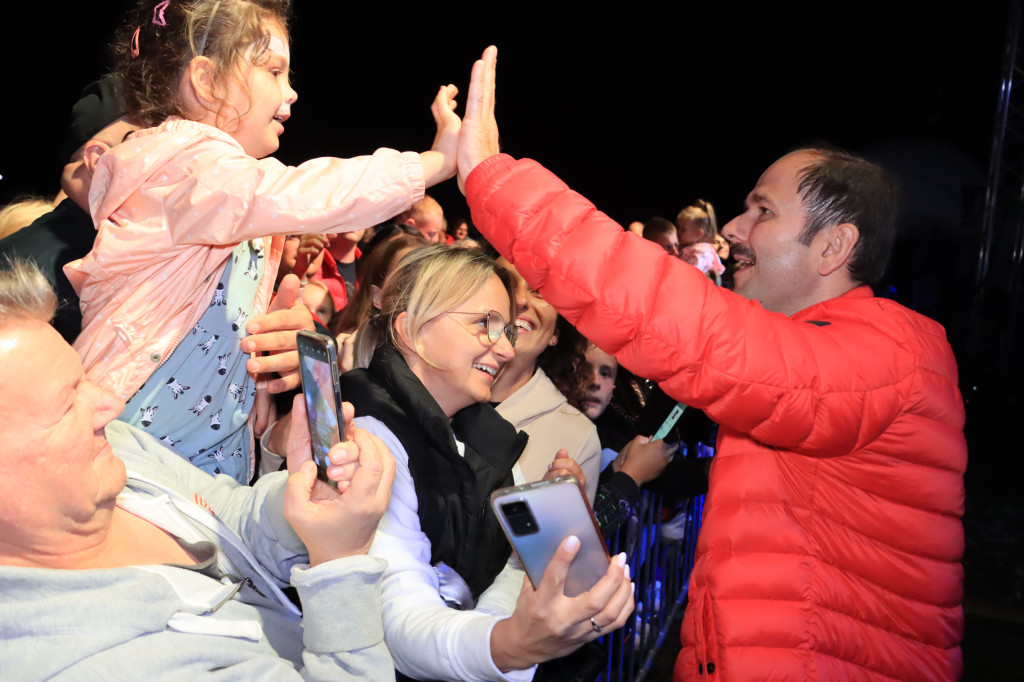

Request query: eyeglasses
[{"left": 446, "top": 310, "right": 518, "bottom": 347}]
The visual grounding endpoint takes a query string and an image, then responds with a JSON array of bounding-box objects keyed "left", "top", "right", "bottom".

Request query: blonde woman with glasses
[{"left": 341, "top": 245, "right": 633, "bottom": 681}]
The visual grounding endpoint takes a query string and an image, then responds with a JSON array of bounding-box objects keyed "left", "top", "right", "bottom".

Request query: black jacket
[{"left": 341, "top": 344, "right": 528, "bottom": 598}]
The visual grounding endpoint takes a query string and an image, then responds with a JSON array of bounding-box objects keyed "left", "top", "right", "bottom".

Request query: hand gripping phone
[
  {"left": 296, "top": 330, "right": 344, "bottom": 488},
  {"left": 491, "top": 476, "right": 609, "bottom": 598}
]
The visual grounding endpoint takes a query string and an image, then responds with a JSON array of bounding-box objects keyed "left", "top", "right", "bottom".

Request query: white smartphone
[
  {"left": 491, "top": 476, "right": 609, "bottom": 598},
  {"left": 296, "top": 330, "right": 343, "bottom": 488}
]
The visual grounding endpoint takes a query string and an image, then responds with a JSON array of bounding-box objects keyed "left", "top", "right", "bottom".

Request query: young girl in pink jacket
[{"left": 67, "top": 0, "right": 460, "bottom": 482}]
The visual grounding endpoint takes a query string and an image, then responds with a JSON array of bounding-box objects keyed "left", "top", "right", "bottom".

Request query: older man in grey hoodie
[{"left": 0, "top": 261, "right": 396, "bottom": 681}]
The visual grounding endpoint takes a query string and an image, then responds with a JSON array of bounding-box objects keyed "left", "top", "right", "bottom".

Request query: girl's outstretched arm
[{"left": 420, "top": 83, "right": 461, "bottom": 187}]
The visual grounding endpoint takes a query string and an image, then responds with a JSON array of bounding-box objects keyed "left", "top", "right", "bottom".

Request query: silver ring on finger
[{"left": 590, "top": 617, "right": 603, "bottom": 634}]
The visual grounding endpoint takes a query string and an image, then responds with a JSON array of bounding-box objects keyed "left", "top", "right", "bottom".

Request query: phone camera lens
[{"left": 501, "top": 501, "right": 540, "bottom": 536}]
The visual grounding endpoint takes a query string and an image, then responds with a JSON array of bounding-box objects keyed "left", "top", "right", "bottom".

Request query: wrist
[
  {"left": 419, "top": 151, "right": 453, "bottom": 187},
  {"left": 490, "top": 615, "right": 534, "bottom": 672}
]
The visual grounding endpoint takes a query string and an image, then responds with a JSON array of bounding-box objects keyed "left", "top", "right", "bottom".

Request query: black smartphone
[
  {"left": 491, "top": 476, "right": 610, "bottom": 597},
  {"left": 634, "top": 383, "right": 685, "bottom": 444},
  {"left": 296, "top": 330, "right": 344, "bottom": 487}
]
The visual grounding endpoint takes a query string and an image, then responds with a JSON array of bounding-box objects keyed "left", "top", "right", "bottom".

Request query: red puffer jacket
[{"left": 467, "top": 155, "right": 966, "bottom": 681}]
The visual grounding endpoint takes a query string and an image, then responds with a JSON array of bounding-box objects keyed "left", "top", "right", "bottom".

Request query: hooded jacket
[
  {"left": 66, "top": 118, "right": 423, "bottom": 400},
  {"left": 465, "top": 155, "right": 967, "bottom": 681},
  {"left": 496, "top": 367, "right": 601, "bottom": 502},
  {"left": 0, "top": 420, "right": 392, "bottom": 681}
]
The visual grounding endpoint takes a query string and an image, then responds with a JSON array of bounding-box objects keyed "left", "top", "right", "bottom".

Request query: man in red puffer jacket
[{"left": 457, "top": 47, "right": 966, "bottom": 681}]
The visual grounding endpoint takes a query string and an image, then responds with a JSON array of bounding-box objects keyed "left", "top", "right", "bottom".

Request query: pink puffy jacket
[
  {"left": 67, "top": 119, "right": 423, "bottom": 400},
  {"left": 467, "top": 155, "right": 967, "bottom": 681}
]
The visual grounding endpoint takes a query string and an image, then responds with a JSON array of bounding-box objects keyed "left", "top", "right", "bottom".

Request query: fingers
[
  {"left": 340, "top": 400, "right": 356, "bottom": 440},
  {"left": 267, "top": 274, "right": 302, "bottom": 314},
  {"left": 482, "top": 45, "right": 496, "bottom": 119},
  {"left": 244, "top": 305, "right": 314, "bottom": 348},
  {"left": 285, "top": 395, "right": 312, "bottom": 473},
  {"left": 431, "top": 84, "right": 460, "bottom": 130},
  {"left": 247, "top": 347, "right": 297, "bottom": 374},
  {"left": 297, "top": 234, "right": 330, "bottom": 255},
  {"left": 284, "top": 459, "right": 318, "bottom": 516},
  {"left": 588, "top": 559, "right": 635, "bottom": 636},
  {"left": 337, "top": 332, "right": 355, "bottom": 374},
  {"left": 346, "top": 428, "right": 396, "bottom": 512},
  {"left": 253, "top": 388, "right": 275, "bottom": 436},
  {"left": 243, "top": 323, "right": 305, "bottom": 354},
  {"left": 537, "top": 535, "right": 581, "bottom": 597},
  {"left": 466, "top": 46, "right": 497, "bottom": 120}
]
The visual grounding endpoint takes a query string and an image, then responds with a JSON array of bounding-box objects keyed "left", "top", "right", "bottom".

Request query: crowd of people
[{"left": 0, "top": 1, "right": 967, "bottom": 680}]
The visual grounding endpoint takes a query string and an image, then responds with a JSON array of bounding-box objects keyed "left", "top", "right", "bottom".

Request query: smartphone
[
  {"left": 634, "top": 383, "right": 685, "bottom": 444},
  {"left": 296, "top": 330, "right": 344, "bottom": 488},
  {"left": 651, "top": 402, "right": 687, "bottom": 441},
  {"left": 491, "top": 476, "right": 610, "bottom": 598}
]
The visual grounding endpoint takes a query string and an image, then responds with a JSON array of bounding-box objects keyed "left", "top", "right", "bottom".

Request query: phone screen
[{"left": 297, "top": 333, "right": 342, "bottom": 483}]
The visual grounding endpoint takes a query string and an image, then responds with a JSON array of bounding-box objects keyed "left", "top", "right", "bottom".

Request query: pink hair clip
[
  {"left": 152, "top": 0, "right": 170, "bottom": 26},
  {"left": 130, "top": 26, "right": 141, "bottom": 58}
]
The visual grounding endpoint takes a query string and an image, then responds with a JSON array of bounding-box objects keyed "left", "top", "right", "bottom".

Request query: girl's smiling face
[{"left": 218, "top": 19, "right": 297, "bottom": 158}]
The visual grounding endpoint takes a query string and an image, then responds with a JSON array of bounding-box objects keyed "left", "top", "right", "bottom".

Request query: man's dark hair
[
  {"left": 795, "top": 147, "right": 898, "bottom": 286},
  {"left": 642, "top": 216, "right": 677, "bottom": 241}
]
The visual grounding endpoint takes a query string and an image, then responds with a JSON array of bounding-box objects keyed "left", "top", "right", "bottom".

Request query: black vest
[{"left": 340, "top": 345, "right": 528, "bottom": 598}]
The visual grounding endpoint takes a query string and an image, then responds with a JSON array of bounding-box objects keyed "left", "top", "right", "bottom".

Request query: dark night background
[{"left": 4, "top": 2, "right": 1022, "bottom": 678}]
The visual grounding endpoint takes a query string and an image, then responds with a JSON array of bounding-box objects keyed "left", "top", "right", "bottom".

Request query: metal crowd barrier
[{"left": 598, "top": 442, "right": 714, "bottom": 682}]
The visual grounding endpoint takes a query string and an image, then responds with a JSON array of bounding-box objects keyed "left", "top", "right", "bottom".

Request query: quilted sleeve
[{"left": 466, "top": 155, "right": 923, "bottom": 456}]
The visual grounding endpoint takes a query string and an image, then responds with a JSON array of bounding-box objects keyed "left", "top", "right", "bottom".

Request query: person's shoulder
[{"left": 816, "top": 288, "right": 950, "bottom": 343}]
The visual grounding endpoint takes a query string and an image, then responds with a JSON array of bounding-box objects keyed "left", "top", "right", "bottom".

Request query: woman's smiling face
[{"left": 399, "top": 274, "right": 515, "bottom": 418}]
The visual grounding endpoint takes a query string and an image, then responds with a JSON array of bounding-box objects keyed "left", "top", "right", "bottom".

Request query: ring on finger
[{"left": 590, "top": 617, "right": 603, "bottom": 634}]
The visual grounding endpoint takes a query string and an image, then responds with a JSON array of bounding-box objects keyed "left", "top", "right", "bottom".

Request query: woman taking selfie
[{"left": 340, "top": 246, "right": 633, "bottom": 681}]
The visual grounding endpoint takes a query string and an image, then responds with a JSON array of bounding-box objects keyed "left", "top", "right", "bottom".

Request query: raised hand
[
  {"left": 420, "top": 84, "right": 461, "bottom": 187},
  {"left": 457, "top": 45, "right": 500, "bottom": 194},
  {"left": 292, "top": 233, "right": 330, "bottom": 280}
]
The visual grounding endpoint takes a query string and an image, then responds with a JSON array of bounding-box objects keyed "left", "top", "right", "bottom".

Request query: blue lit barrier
[{"left": 598, "top": 441, "right": 713, "bottom": 682}]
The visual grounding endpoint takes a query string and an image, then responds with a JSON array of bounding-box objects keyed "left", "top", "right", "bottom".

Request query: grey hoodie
[{"left": 0, "top": 420, "right": 394, "bottom": 681}]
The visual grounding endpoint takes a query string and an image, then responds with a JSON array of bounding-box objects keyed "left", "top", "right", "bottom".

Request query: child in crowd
[
  {"left": 676, "top": 199, "right": 728, "bottom": 284},
  {"left": 66, "top": 0, "right": 460, "bottom": 482}
]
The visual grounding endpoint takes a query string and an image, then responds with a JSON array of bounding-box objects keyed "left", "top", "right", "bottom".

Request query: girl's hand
[
  {"left": 284, "top": 395, "right": 396, "bottom": 565},
  {"left": 490, "top": 537, "right": 634, "bottom": 671},
  {"left": 421, "top": 84, "right": 461, "bottom": 187}
]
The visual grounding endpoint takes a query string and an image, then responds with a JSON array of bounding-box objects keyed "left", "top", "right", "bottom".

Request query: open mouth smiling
[{"left": 473, "top": 363, "right": 497, "bottom": 377}]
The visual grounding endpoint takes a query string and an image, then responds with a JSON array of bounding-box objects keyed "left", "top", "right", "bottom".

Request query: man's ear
[
  {"left": 816, "top": 222, "right": 859, "bottom": 277},
  {"left": 81, "top": 139, "right": 112, "bottom": 175}
]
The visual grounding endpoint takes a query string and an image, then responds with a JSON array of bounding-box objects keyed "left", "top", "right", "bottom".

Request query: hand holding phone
[
  {"left": 491, "top": 476, "right": 608, "bottom": 597},
  {"left": 297, "top": 331, "right": 345, "bottom": 488},
  {"left": 283, "top": 394, "right": 396, "bottom": 565}
]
